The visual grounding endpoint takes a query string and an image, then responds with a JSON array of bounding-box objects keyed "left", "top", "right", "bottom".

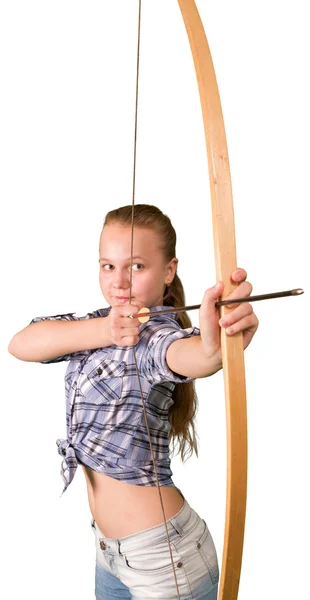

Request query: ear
[{"left": 165, "top": 258, "right": 178, "bottom": 285}]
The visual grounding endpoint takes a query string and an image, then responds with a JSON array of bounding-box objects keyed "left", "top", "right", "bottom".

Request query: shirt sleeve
[
  {"left": 140, "top": 321, "right": 200, "bottom": 384},
  {"left": 28, "top": 310, "right": 103, "bottom": 364}
]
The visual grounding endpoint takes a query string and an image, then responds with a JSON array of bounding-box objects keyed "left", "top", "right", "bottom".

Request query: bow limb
[{"left": 177, "top": 1, "right": 247, "bottom": 598}]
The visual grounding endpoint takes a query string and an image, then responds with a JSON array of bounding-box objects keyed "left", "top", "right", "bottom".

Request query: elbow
[
  {"left": 8, "top": 335, "right": 18, "bottom": 356},
  {"left": 8, "top": 334, "right": 28, "bottom": 361}
]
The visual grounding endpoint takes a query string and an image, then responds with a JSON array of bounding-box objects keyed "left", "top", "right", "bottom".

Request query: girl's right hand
[{"left": 106, "top": 303, "right": 144, "bottom": 347}]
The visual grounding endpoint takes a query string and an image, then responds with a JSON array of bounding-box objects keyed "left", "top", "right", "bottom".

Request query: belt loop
[{"left": 117, "top": 540, "right": 122, "bottom": 555}]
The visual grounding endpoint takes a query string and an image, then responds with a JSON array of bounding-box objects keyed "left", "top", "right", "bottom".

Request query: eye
[
  {"left": 101, "top": 264, "right": 114, "bottom": 271},
  {"left": 131, "top": 263, "right": 144, "bottom": 271}
]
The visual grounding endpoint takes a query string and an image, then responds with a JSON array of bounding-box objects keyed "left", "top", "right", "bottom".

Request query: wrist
[
  {"left": 88, "top": 314, "right": 113, "bottom": 349},
  {"left": 199, "top": 339, "right": 222, "bottom": 376}
]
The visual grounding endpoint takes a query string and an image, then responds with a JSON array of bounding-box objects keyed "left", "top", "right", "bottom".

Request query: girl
[{"left": 8, "top": 204, "right": 258, "bottom": 600}]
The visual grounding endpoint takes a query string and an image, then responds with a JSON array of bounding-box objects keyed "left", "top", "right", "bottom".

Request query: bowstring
[{"left": 129, "top": 2, "right": 181, "bottom": 598}]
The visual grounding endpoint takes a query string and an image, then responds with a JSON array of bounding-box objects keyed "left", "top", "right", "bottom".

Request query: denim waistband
[{"left": 93, "top": 488, "right": 201, "bottom": 555}]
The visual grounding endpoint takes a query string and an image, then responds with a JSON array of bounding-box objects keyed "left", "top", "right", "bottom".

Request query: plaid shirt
[{"left": 30, "top": 306, "right": 200, "bottom": 495}]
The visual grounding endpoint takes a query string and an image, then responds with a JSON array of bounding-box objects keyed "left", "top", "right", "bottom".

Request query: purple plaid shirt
[{"left": 30, "top": 306, "right": 200, "bottom": 495}]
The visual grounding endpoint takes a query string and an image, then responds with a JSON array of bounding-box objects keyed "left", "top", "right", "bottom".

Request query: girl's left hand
[{"left": 199, "top": 268, "right": 259, "bottom": 360}]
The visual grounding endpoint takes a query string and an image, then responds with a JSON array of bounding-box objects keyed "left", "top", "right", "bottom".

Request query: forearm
[
  {"left": 166, "top": 335, "right": 222, "bottom": 379},
  {"left": 8, "top": 317, "right": 112, "bottom": 362}
]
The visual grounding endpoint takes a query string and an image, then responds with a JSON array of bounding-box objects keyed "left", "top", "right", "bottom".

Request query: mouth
[{"left": 115, "top": 296, "right": 130, "bottom": 302}]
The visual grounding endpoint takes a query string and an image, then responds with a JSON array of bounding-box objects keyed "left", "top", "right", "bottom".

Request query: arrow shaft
[{"left": 129, "top": 288, "right": 304, "bottom": 319}]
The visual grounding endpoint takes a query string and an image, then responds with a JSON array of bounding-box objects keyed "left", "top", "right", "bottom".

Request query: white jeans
[{"left": 91, "top": 491, "right": 219, "bottom": 599}]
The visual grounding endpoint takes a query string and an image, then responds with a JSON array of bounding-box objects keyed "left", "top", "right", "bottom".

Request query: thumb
[{"left": 201, "top": 281, "right": 224, "bottom": 314}]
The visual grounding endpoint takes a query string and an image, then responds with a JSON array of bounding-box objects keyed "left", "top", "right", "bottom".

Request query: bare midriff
[{"left": 81, "top": 464, "right": 184, "bottom": 539}]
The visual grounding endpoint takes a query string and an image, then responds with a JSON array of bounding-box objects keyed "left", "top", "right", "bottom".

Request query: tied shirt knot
[{"left": 56, "top": 438, "right": 78, "bottom": 496}]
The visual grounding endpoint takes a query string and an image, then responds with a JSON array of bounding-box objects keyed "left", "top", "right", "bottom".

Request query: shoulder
[
  {"left": 135, "top": 307, "right": 200, "bottom": 383},
  {"left": 29, "top": 306, "right": 111, "bottom": 324},
  {"left": 87, "top": 307, "right": 111, "bottom": 319},
  {"left": 139, "top": 311, "right": 181, "bottom": 342},
  {"left": 138, "top": 306, "right": 200, "bottom": 348}
]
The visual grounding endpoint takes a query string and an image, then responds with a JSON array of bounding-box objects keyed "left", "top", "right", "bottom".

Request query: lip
[{"left": 115, "top": 296, "right": 130, "bottom": 302}]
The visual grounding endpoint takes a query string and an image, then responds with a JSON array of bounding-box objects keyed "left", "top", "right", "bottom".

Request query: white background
[{"left": 1, "top": 1, "right": 309, "bottom": 598}]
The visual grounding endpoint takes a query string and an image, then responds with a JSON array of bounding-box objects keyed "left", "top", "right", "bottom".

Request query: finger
[
  {"left": 111, "top": 304, "right": 143, "bottom": 324},
  {"left": 110, "top": 316, "right": 140, "bottom": 332},
  {"left": 201, "top": 281, "right": 225, "bottom": 314},
  {"left": 122, "top": 303, "right": 144, "bottom": 317},
  {"left": 111, "top": 326, "right": 140, "bottom": 343},
  {"left": 223, "top": 313, "right": 258, "bottom": 336},
  {"left": 219, "top": 303, "right": 253, "bottom": 328},
  {"left": 115, "top": 302, "right": 144, "bottom": 313},
  {"left": 118, "top": 335, "right": 140, "bottom": 347},
  {"left": 223, "top": 281, "right": 253, "bottom": 306},
  {"left": 120, "top": 326, "right": 140, "bottom": 337},
  {"left": 119, "top": 318, "right": 141, "bottom": 329},
  {"left": 231, "top": 268, "right": 247, "bottom": 282}
]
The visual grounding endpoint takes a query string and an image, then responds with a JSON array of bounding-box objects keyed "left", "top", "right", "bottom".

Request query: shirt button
[
  {"left": 96, "top": 367, "right": 103, "bottom": 375},
  {"left": 177, "top": 561, "right": 183, "bottom": 568},
  {"left": 100, "top": 540, "right": 107, "bottom": 550},
  {"left": 197, "top": 543, "right": 201, "bottom": 549}
]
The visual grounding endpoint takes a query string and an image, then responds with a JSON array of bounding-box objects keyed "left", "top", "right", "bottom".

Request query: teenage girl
[{"left": 8, "top": 204, "right": 258, "bottom": 600}]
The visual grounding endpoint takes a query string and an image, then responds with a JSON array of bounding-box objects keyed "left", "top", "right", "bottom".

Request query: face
[{"left": 99, "top": 224, "right": 177, "bottom": 308}]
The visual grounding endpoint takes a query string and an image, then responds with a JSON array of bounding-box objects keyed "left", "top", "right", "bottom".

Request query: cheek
[
  {"left": 99, "top": 272, "right": 109, "bottom": 288},
  {"left": 136, "top": 271, "right": 162, "bottom": 291}
]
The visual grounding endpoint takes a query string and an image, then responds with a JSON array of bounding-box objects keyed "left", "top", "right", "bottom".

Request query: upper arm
[
  {"left": 139, "top": 322, "right": 200, "bottom": 384},
  {"left": 166, "top": 336, "right": 192, "bottom": 375}
]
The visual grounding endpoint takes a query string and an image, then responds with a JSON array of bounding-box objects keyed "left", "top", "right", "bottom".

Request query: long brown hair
[{"left": 103, "top": 204, "right": 199, "bottom": 462}]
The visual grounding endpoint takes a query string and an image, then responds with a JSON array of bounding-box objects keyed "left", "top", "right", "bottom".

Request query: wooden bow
[
  {"left": 129, "top": 1, "right": 247, "bottom": 598},
  {"left": 177, "top": 1, "right": 247, "bottom": 597}
]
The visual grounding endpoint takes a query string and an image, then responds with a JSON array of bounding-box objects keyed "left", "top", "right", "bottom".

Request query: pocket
[
  {"left": 84, "top": 359, "right": 125, "bottom": 405},
  {"left": 123, "top": 538, "right": 183, "bottom": 576},
  {"left": 195, "top": 519, "right": 219, "bottom": 585}
]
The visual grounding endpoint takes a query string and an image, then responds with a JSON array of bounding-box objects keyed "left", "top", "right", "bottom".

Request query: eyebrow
[{"left": 98, "top": 256, "right": 146, "bottom": 263}]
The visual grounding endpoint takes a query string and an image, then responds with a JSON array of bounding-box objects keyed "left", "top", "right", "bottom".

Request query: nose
[{"left": 112, "top": 268, "right": 130, "bottom": 290}]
